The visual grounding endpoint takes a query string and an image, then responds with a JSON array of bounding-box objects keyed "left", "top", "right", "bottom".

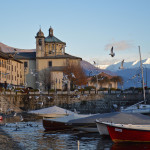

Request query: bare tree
[
  {"left": 39, "top": 68, "right": 53, "bottom": 93},
  {"left": 63, "top": 63, "right": 87, "bottom": 89},
  {"left": 91, "top": 73, "right": 123, "bottom": 88}
]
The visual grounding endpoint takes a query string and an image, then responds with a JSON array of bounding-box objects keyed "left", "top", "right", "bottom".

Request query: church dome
[{"left": 36, "top": 29, "right": 44, "bottom": 37}]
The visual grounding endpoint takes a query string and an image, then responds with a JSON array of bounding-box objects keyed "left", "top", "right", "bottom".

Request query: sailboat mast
[{"left": 139, "top": 46, "right": 146, "bottom": 103}]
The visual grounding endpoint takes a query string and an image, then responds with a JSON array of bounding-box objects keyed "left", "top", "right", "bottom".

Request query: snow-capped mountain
[
  {"left": 100, "top": 58, "right": 150, "bottom": 89},
  {"left": 104, "top": 58, "right": 150, "bottom": 71}
]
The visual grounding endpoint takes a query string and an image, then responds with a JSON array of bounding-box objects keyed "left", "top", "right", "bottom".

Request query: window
[
  {"left": 48, "top": 61, "right": 52, "bottom": 67},
  {"left": 52, "top": 44, "right": 54, "bottom": 49},
  {"left": 39, "top": 39, "right": 42, "bottom": 46},
  {"left": 24, "top": 62, "right": 28, "bottom": 68}
]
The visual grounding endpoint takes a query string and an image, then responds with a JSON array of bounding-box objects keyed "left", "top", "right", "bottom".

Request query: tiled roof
[
  {"left": 0, "top": 50, "right": 9, "bottom": 59},
  {"left": 14, "top": 52, "right": 36, "bottom": 60},
  {"left": 0, "top": 51, "right": 22, "bottom": 63},
  {"left": 36, "top": 53, "right": 82, "bottom": 60},
  {"left": 45, "top": 36, "right": 65, "bottom": 44}
]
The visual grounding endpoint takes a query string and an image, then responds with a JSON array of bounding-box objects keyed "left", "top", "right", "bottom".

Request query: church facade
[{"left": 15, "top": 27, "right": 82, "bottom": 90}]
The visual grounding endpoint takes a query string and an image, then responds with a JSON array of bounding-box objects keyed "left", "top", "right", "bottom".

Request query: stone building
[
  {"left": 0, "top": 50, "right": 24, "bottom": 88},
  {"left": 15, "top": 27, "right": 82, "bottom": 90},
  {"left": 87, "top": 72, "right": 118, "bottom": 89}
]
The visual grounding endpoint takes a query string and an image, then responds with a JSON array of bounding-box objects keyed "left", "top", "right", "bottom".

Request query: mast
[{"left": 139, "top": 46, "right": 146, "bottom": 103}]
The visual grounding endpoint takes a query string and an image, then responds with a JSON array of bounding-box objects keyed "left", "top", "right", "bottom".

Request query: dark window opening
[
  {"left": 24, "top": 62, "right": 28, "bottom": 68},
  {"left": 48, "top": 61, "right": 52, "bottom": 67}
]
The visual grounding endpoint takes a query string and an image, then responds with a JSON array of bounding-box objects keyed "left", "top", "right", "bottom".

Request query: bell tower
[{"left": 35, "top": 29, "right": 45, "bottom": 57}]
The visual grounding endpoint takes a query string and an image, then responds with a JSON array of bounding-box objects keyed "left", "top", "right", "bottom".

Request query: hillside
[
  {"left": 80, "top": 60, "right": 116, "bottom": 76},
  {"left": 0, "top": 42, "right": 35, "bottom": 53}
]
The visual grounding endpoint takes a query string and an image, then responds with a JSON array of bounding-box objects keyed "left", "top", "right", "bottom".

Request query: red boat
[{"left": 101, "top": 122, "right": 150, "bottom": 142}]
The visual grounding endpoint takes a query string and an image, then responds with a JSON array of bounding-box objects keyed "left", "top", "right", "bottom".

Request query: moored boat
[
  {"left": 28, "top": 105, "right": 74, "bottom": 118},
  {"left": 96, "top": 112, "right": 150, "bottom": 136},
  {"left": 101, "top": 122, "right": 150, "bottom": 142},
  {"left": 43, "top": 113, "right": 91, "bottom": 131}
]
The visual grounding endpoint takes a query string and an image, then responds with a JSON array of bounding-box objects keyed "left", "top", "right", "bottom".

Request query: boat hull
[
  {"left": 74, "top": 127, "right": 98, "bottom": 132},
  {"left": 70, "top": 123, "right": 98, "bottom": 132},
  {"left": 107, "top": 125, "right": 150, "bottom": 142},
  {"left": 43, "top": 119, "right": 72, "bottom": 131},
  {"left": 96, "top": 122, "right": 109, "bottom": 135}
]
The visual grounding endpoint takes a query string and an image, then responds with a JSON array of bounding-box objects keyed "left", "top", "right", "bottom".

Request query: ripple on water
[{"left": 3, "top": 119, "right": 149, "bottom": 150}]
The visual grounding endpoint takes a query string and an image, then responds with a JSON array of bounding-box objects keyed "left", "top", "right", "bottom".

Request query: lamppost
[{"left": 93, "top": 61, "right": 99, "bottom": 94}]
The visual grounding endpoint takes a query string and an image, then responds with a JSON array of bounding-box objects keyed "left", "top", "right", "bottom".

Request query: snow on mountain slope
[
  {"left": 98, "top": 58, "right": 150, "bottom": 89},
  {"left": 105, "top": 58, "right": 150, "bottom": 71},
  {"left": 80, "top": 60, "right": 116, "bottom": 76}
]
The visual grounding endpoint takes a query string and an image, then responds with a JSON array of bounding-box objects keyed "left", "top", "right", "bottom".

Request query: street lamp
[{"left": 93, "top": 61, "right": 99, "bottom": 94}]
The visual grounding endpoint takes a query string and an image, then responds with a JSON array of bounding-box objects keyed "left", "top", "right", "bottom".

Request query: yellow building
[
  {"left": 0, "top": 50, "right": 24, "bottom": 89},
  {"left": 15, "top": 27, "right": 82, "bottom": 90},
  {"left": 87, "top": 72, "right": 118, "bottom": 90}
]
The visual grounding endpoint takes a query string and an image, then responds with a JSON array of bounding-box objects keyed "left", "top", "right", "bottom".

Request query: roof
[
  {"left": 36, "top": 53, "right": 82, "bottom": 60},
  {"left": 14, "top": 52, "right": 36, "bottom": 60},
  {"left": 0, "top": 51, "right": 23, "bottom": 63},
  {"left": 36, "top": 29, "right": 44, "bottom": 38},
  {"left": 98, "top": 72, "right": 114, "bottom": 79},
  {"left": 0, "top": 50, "right": 9, "bottom": 59},
  {"left": 45, "top": 35, "right": 66, "bottom": 44},
  {"left": 87, "top": 72, "right": 115, "bottom": 81}
]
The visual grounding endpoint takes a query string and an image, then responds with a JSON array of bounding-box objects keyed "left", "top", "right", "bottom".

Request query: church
[{"left": 14, "top": 27, "right": 82, "bottom": 90}]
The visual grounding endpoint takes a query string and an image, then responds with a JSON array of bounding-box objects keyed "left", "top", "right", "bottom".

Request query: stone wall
[{"left": 1, "top": 91, "right": 150, "bottom": 114}]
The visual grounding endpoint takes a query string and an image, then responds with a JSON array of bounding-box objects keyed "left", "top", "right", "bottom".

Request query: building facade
[
  {"left": 87, "top": 72, "right": 118, "bottom": 90},
  {"left": 0, "top": 51, "right": 24, "bottom": 89},
  {"left": 15, "top": 27, "right": 82, "bottom": 90}
]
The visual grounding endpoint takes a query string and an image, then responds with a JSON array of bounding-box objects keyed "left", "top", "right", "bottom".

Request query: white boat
[
  {"left": 121, "top": 46, "right": 150, "bottom": 114},
  {"left": 28, "top": 105, "right": 74, "bottom": 118},
  {"left": 121, "top": 100, "right": 150, "bottom": 113},
  {"left": 68, "top": 112, "right": 150, "bottom": 133},
  {"left": 96, "top": 120, "right": 109, "bottom": 135}
]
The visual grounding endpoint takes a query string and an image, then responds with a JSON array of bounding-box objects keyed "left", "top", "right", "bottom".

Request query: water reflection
[{"left": 111, "top": 142, "right": 150, "bottom": 150}]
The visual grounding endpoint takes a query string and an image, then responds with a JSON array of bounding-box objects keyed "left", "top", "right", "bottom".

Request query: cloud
[{"left": 105, "top": 40, "right": 134, "bottom": 51}]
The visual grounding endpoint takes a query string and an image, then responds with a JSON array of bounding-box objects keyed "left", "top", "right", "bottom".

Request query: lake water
[{"left": 1, "top": 119, "right": 150, "bottom": 150}]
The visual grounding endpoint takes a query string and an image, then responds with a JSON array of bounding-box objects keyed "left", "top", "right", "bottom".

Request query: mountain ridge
[{"left": 0, "top": 42, "right": 35, "bottom": 53}]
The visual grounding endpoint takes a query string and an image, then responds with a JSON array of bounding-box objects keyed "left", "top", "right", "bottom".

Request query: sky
[{"left": 0, "top": 0, "right": 150, "bottom": 65}]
